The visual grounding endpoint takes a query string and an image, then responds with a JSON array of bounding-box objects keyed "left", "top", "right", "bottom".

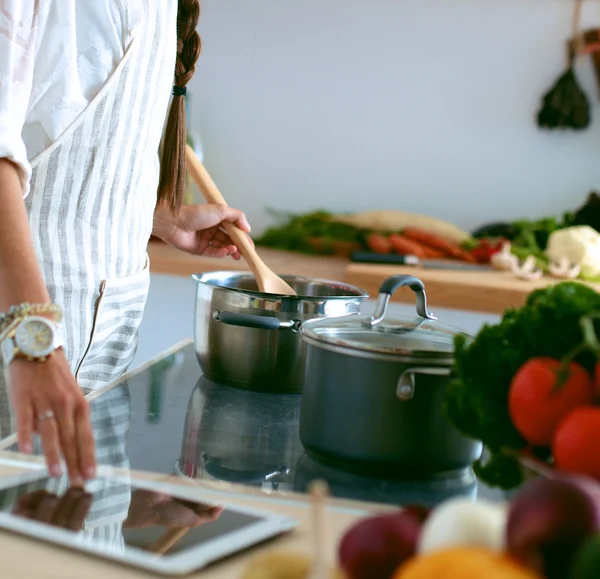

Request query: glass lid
[{"left": 300, "top": 275, "right": 472, "bottom": 360}]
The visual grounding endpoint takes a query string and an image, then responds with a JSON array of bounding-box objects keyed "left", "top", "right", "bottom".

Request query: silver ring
[{"left": 38, "top": 411, "right": 55, "bottom": 422}]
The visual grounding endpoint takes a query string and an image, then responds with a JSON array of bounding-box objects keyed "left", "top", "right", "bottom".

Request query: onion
[
  {"left": 417, "top": 498, "right": 508, "bottom": 554},
  {"left": 506, "top": 477, "right": 600, "bottom": 579},
  {"left": 338, "top": 506, "right": 429, "bottom": 579}
]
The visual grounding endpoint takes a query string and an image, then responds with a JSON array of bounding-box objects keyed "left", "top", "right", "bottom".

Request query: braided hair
[{"left": 157, "top": 0, "right": 201, "bottom": 212}]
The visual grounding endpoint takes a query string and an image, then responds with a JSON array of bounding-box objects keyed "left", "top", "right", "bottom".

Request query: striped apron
[
  {"left": 0, "top": 0, "right": 177, "bottom": 435},
  {"left": 0, "top": 0, "right": 178, "bottom": 546}
]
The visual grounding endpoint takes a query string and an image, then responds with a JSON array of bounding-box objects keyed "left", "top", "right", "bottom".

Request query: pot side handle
[
  {"left": 214, "top": 311, "right": 300, "bottom": 331},
  {"left": 397, "top": 366, "right": 450, "bottom": 401},
  {"left": 372, "top": 275, "right": 436, "bottom": 325}
]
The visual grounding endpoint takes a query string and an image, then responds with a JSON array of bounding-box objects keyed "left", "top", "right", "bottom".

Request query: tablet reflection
[{"left": 12, "top": 487, "right": 93, "bottom": 531}]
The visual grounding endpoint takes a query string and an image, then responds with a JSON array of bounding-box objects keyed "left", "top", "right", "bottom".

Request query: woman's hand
[
  {"left": 123, "top": 490, "right": 224, "bottom": 529},
  {"left": 152, "top": 202, "right": 252, "bottom": 260},
  {"left": 9, "top": 350, "right": 96, "bottom": 486}
]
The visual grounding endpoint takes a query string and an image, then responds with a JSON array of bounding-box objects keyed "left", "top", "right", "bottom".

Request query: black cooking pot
[{"left": 299, "top": 275, "right": 483, "bottom": 478}]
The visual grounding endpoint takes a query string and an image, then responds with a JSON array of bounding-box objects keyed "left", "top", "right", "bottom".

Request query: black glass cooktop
[
  {"left": 6, "top": 343, "right": 506, "bottom": 508},
  {"left": 112, "top": 343, "right": 506, "bottom": 507}
]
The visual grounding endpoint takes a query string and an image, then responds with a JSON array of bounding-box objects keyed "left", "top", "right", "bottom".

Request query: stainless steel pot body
[
  {"left": 193, "top": 272, "right": 368, "bottom": 393},
  {"left": 299, "top": 275, "right": 483, "bottom": 477}
]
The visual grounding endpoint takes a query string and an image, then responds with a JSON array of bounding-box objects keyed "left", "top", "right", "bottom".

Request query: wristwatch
[{"left": 1, "top": 316, "right": 65, "bottom": 367}]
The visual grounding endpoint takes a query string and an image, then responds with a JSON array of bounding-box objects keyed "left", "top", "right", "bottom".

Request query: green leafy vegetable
[
  {"left": 511, "top": 215, "right": 573, "bottom": 254},
  {"left": 444, "top": 281, "right": 600, "bottom": 489},
  {"left": 473, "top": 452, "right": 525, "bottom": 490},
  {"left": 254, "top": 210, "right": 367, "bottom": 254}
]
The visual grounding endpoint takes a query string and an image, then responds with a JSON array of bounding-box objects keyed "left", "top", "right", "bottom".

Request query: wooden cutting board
[{"left": 344, "top": 262, "right": 600, "bottom": 315}]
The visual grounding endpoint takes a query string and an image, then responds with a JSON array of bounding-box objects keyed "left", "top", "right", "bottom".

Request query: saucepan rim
[{"left": 192, "top": 271, "right": 369, "bottom": 301}]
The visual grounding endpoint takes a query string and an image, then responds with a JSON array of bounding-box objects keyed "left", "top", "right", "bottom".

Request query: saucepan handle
[
  {"left": 396, "top": 367, "right": 450, "bottom": 401},
  {"left": 371, "top": 275, "right": 436, "bottom": 326},
  {"left": 213, "top": 311, "right": 300, "bottom": 331}
]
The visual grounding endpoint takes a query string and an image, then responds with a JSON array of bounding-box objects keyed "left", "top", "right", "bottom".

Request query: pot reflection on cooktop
[
  {"left": 172, "top": 378, "right": 479, "bottom": 507},
  {"left": 176, "top": 378, "right": 304, "bottom": 492},
  {"left": 293, "top": 454, "right": 478, "bottom": 507}
]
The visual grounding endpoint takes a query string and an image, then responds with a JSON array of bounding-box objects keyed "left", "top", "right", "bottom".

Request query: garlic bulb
[
  {"left": 491, "top": 243, "right": 519, "bottom": 271},
  {"left": 511, "top": 255, "right": 543, "bottom": 281},
  {"left": 548, "top": 257, "right": 581, "bottom": 279}
]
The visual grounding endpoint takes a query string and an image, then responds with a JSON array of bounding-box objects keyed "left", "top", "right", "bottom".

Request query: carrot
[
  {"left": 421, "top": 246, "right": 445, "bottom": 259},
  {"left": 388, "top": 234, "right": 426, "bottom": 258},
  {"left": 457, "top": 249, "right": 477, "bottom": 263},
  {"left": 402, "top": 228, "right": 473, "bottom": 261},
  {"left": 366, "top": 233, "right": 393, "bottom": 254}
]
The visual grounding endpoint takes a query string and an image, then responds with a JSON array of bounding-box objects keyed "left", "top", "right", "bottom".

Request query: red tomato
[
  {"left": 553, "top": 407, "right": 600, "bottom": 481},
  {"left": 508, "top": 357, "right": 594, "bottom": 447},
  {"left": 595, "top": 362, "right": 600, "bottom": 402}
]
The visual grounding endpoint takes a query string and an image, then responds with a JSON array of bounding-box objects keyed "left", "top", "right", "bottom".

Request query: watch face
[{"left": 14, "top": 318, "right": 55, "bottom": 358}]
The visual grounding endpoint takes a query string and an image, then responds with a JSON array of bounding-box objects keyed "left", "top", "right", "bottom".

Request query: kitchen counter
[
  {"left": 0, "top": 342, "right": 504, "bottom": 577},
  {"left": 148, "top": 240, "right": 349, "bottom": 282},
  {"left": 148, "top": 241, "right": 600, "bottom": 315},
  {"left": 0, "top": 457, "right": 368, "bottom": 579}
]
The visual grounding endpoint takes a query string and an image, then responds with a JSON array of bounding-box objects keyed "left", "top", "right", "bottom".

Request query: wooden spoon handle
[
  {"left": 184, "top": 146, "right": 263, "bottom": 271},
  {"left": 148, "top": 527, "right": 190, "bottom": 555},
  {"left": 185, "top": 145, "right": 227, "bottom": 206}
]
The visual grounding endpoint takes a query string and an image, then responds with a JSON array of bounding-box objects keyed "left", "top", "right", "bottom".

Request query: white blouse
[{"left": 0, "top": 0, "right": 141, "bottom": 196}]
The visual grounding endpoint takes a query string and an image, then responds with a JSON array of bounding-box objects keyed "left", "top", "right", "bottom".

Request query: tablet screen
[{"left": 0, "top": 474, "right": 268, "bottom": 558}]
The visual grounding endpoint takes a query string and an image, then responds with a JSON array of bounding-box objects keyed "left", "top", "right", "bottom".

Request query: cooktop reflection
[{"left": 10, "top": 343, "right": 506, "bottom": 507}]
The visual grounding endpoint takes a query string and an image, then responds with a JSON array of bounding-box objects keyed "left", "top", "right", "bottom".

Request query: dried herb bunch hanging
[{"left": 536, "top": 0, "right": 591, "bottom": 130}]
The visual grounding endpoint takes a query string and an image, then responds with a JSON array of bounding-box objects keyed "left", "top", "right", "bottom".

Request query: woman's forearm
[{"left": 0, "top": 159, "right": 50, "bottom": 310}]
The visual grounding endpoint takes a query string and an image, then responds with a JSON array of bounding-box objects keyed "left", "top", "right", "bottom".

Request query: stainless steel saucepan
[{"left": 192, "top": 271, "right": 368, "bottom": 393}]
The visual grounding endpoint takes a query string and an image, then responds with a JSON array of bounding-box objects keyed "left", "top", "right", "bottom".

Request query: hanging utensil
[
  {"left": 537, "top": 0, "right": 590, "bottom": 130},
  {"left": 185, "top": 145, "right": 296, "bottom": 296}
]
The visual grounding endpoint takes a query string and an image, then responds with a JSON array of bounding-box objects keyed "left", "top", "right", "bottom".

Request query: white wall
[{"left": 189, "top": 0, "right": 600, "bottom": 234}]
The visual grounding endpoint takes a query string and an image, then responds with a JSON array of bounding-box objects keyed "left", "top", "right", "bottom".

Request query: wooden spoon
[
  {"left": 185, "top": 145, "right": 297, "bottom": 296},
  {"left": 307, "top": 480, "right": 331, "bottom": 579},
  {"left": 148, "top": 527, "right": 190, "bottom": 555}
]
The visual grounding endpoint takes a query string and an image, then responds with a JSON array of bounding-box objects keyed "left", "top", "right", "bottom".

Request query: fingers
[
  {"left": 14, "top": 490, "right": 49, "bottom": 518},
  {"left": 34, "top": 410, "right": 62, "bottom": 478},
  {"left": 34, "top": 492, "right": 60, "bottom": 524},
  {"left": 16, "top": 402, "right": 34, "bottom": 455},
  {"left": 198, "top": 228, "right": 244, "bottom": 260},
  {"left": 14, "top": 489, "right": 92, "bottom": 531},
  {"left": 54, "top": 396, "right": 82, "bottom": 487},
  {"left": 52, "top": 488, "right": 92, "bottom": 530},
  {"left": 10, "top": 354, "right": 97, "bottom": 487},
  {"left": 214, "top": 205, "right": 251, "bottom": 233},
  {"left": 211, "top": 229, "right": 233, "bottom": 246},
  {"left": 63, "top": 490, "right": 93, "bottom": 530},
  {"left": 75, "top": 399, "right": 96, "bottom": 480}
]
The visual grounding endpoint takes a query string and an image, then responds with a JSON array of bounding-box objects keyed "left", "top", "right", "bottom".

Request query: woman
[{"left": 0, "top": 1, "right": 249, "bottom": 486}]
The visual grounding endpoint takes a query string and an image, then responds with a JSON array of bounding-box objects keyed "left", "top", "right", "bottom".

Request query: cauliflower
[{"left": 545, "top": 225, "right": 600, "bottom": 279}]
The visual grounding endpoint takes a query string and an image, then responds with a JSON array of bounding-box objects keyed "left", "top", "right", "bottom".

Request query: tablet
[{"left": 0, "top": 466, "right": 298, "bottom": 576}]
